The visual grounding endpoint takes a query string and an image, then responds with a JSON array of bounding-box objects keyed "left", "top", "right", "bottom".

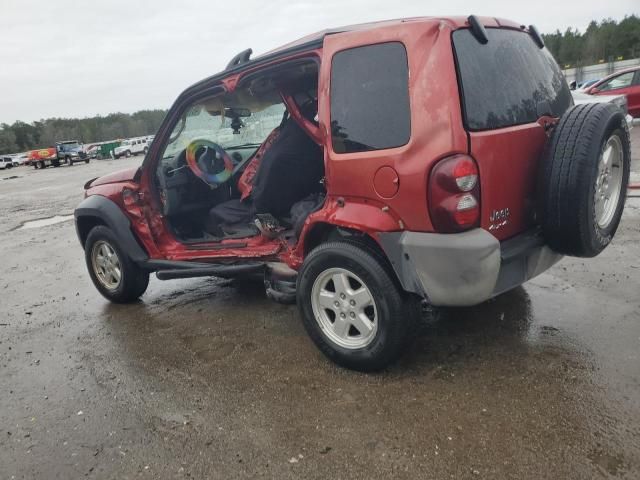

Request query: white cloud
[{"left": 0, "top": 0, "right": 636, "bottom": 123}]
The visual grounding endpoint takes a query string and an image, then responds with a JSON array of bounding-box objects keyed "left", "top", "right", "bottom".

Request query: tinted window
[
  {"left": 453, "top": 29, "right": 572, "bottom": 130},
  {"left": 330, "top": 42, "right": 410, "bottom": 153}
]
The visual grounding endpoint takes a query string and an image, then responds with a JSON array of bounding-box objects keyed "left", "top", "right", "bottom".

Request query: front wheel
[
  {"left": 125, "top": 150, "right": 131, "bottom": 158},
  {"left": 85, "top": 226, "right": 149, "bottom": 303},
  {"left": 297, "top": 241, "right": 415, "bottom": 372}
]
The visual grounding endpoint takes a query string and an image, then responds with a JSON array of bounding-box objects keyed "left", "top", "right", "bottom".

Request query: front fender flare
[{"left": 74, "top": 195, "right": 148, "bottom": 263}]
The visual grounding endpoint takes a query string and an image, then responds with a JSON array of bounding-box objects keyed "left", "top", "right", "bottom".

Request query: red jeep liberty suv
[{"left": 75, "top": 16, "right": 631, "bottom": 371}]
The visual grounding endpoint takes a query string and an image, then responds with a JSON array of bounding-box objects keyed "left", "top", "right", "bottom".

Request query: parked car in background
[
  {"left": 0, "top": 157, "right": 15, "bottom": 169},
  {"left": 85, "top": 145, "right": 100, "bottom": 159},
  {"left": 571, "top": 90, "right": 634, "bottom": 130},
  {"left": 584, "top": 66, "right": 640, "bottom": 117},
  {"left": 113, "top": 137, "right": 149, "bottom": 158},
  {"left": 56, "top": 140, "right": 90, "bottom": 165},
  {"left": 12, "top": 153, "right": 29, "bottom": 165},
  {"left": 578, "top": 78, "right": 600, "bottom": 90},
  {"left": 27, "top": 140, "right": 90, "bottom": 169}
]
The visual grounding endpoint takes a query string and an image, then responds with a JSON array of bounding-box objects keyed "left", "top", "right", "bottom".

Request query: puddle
[{"left": 16, "top": 214, "right": 74, "bottom": 230}]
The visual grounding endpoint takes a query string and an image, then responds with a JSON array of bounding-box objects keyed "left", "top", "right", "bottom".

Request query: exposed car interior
[{"left": 155, "top": 60, "right": 324, "bottom": 243}]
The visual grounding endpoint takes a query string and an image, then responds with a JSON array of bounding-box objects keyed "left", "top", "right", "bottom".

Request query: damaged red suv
[{"left": 75, "top": 16, "right": 631, "bottom": 371}]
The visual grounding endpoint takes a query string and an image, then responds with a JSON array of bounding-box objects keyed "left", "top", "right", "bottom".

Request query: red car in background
[{"left": 585, "top": 66, "right": 640, "bottom": 117}]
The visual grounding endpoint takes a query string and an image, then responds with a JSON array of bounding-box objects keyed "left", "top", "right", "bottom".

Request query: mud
[{"left": 1, "top": 137, "right": 640, "bottom": 479}]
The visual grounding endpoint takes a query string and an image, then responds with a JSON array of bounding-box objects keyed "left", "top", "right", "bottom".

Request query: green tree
[
  {"left": 543, "top": 15, "right": 640, "bottom": 67},
  {"left": 0, "top": 109, "right": 167, "bottom": 154}
]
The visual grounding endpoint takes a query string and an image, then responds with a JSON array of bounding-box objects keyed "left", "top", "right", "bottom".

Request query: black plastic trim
[
  {"left": 528, "top": 25, "right": 545, "bottom": 49},
  {"left": 467, "top": 15, "right": 488, "bottom": 44},
  {"left": 74, "top": 195, "right": 148, "bottom": 263},
  {"left": 156, "top": 262, "right": 264, "bottom": 280},
  {"left": 499, "top": 228, "right": 545, "bottom": 262},
  {"left": 226, "top": 48, "right": 253, "bottom": 69}
]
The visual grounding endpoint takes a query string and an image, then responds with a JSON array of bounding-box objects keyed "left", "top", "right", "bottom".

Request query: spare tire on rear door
[{"left": 539, "top": 102, "right": 630, "bottom": 257}]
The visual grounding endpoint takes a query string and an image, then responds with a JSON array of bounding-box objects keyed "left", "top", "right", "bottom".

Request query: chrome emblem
[{"left": 489, "top": 208, "right": 510, "bottom": 231}]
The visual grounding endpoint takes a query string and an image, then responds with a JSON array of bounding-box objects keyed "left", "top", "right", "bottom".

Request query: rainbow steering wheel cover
[{"left": 185, "top": 139, "right": 234, "bottom": 186}]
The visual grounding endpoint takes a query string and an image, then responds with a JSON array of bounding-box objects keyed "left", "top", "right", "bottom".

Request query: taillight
[{"left": 428, "top": 155, "right": 480, "bottom": 232}]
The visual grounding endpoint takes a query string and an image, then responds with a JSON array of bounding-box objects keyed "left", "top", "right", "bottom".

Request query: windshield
[
  {"left": 162, "top": 102, "right": 285, "bottom": 162},
  {"left": 59, "top": 142, "right": 80, "bottom": 151}
]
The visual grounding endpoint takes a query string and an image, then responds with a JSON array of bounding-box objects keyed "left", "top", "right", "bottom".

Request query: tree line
[
  {"left": 543, "top": 15, "right": 640, "bottom": 68},
  {"left": 0, "top": 109, "right": 167, "bottom": 155},
  {"left": 2, "top": 15, "right": 639, "bottom": 155}
]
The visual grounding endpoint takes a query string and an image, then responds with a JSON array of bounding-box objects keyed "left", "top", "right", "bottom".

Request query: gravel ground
[{"left": 1, "top": 131, "right": 639, "bottom": 479}]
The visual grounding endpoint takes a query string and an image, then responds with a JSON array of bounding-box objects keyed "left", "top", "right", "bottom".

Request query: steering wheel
[{"left": 185, "top": 139, "right": 234, "bottom": 187}]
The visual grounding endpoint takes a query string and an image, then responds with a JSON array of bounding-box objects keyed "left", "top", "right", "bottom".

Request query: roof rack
[{"left": 226, "top": 48, "right": 253, "bottom": 70}]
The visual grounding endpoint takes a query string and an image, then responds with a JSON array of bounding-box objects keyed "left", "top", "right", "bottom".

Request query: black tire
[
  {"left": 143, "top": 147, "right": 149, "bottom": 155},
  {"left": 65, "top": 156, "right": 72, "bottom": 166},
  {"left": 297, "top": 241, "right": 414, "bottom": 372},
  {"left": 85, "top": 159, "right": 90, "bottom": 164},
  {"left": 38, "top": 161, "right": 45, "bottom": 169},
  {"left": 52, "top": 160, "right": 60, "bottom": 167},
  {"left": 6, "top": 164, "right": 12, "bottom": 169},
  {"left": 125, "top": 150, "right": 131, "bottom": 158},
  {"left": 84, "top": 226, "right": 149, "bottom": 303},
  {"left": 539, "top": 103, "right": 630, "bottom": 257},
  {"left": 33, "top": 162, "right": 38, "bottom": 169}
]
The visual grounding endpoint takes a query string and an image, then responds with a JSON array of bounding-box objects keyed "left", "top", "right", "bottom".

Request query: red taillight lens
[{"left": 429, "top": 155, "right": 480, "bottom": 232}]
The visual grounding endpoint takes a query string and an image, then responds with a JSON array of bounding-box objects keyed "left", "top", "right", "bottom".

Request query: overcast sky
[{"left": 0, "top": 0, "right": 637, "bottom": 124}]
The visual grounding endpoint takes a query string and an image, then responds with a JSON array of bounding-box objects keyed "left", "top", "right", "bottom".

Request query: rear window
[
  {"left": 453, "top": 28, "right": 572, "bottom": 131},
  {"left": 330, "top": 42, "right": 410, "bottom": 153}
]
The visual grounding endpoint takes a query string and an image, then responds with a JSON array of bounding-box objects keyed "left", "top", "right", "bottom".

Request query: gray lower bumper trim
[{"left": 378, "top": 229, "right": 561, "bottom": 307}]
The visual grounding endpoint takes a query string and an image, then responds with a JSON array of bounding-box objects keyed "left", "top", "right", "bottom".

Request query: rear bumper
[{"left": 378, "top": 228, "right": 562, "bottom": 307}]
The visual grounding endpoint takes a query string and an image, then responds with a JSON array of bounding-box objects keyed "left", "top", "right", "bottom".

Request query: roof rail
[
  {"left": 226, "top": 48, "right": 253, "bottom": 70},
  {"left": 467, "top": 15, "right": 488, "bottom": 44}
]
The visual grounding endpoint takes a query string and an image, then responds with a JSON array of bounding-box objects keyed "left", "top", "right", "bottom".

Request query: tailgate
[
  {"left": 452, "top": 25, "right": 572, "bottom": 241},
  {"left": 469, "top": 124, "right": 547, "bottom": 240}
]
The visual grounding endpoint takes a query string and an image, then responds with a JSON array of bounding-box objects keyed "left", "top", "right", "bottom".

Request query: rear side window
[
  {"left": 453, "top": 29, "right": 572, "bottom": 130},
  {"left": 330, "top": 42, "right": 410, "bottom": 154}
]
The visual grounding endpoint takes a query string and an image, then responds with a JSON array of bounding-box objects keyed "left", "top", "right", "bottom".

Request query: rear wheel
[
  {"left": 85, "top": 226, "right": 149, "bottom": 303},
  {"left": 539, "top": 103, "right": 630, "bottom": 257},
  {"left": 297, "top": 241, "right": 414, "bottom": 372},
  {"left": 38, "top": 161, "right": 45, "bottom": 169}
]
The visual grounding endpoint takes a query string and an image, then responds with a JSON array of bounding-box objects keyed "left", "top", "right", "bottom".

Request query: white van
[{"left": 113, "top": 137, "right": 150, "bottom": 159}]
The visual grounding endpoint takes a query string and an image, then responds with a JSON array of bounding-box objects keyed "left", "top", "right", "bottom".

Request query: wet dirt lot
[{"left": 1, "top": 133, "right": 640, "bottom": 480}]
